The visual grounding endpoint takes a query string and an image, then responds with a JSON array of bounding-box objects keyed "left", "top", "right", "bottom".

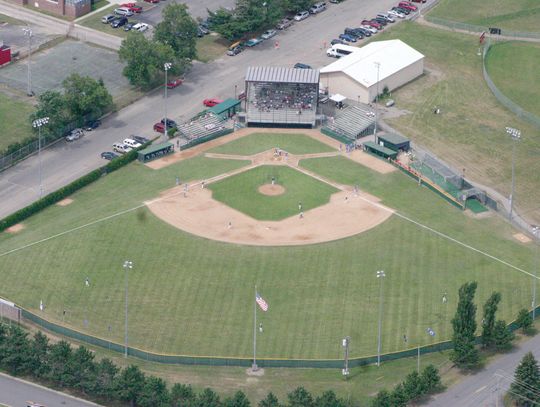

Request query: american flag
[{"left": 256, "top": 293, "right": 269, "bottom": 312}]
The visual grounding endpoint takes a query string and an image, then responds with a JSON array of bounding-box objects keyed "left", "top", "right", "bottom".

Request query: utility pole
[
  {"left": 376, "top": 270, "right": 386, "bottom": 366},
  {"left": 164, "top": 62, "right": 172, "bottom": 140},
  {"left": 122, "top": 260, "right": 133, "bottom": 358},
  {"left": 505, "top": 127, "right": 521, "bottom": 221},
  {"left": 22, "top": 27, "right": 33, "bottom": 97},
  {"left": 532, "top": 226, "right": 539, "bottom": 319},
  {"left": 32, "top": 117, "right": 49, "bottom": 199},
  {"left": 373, "top": 62, "right": 381, "bottom": 142}
]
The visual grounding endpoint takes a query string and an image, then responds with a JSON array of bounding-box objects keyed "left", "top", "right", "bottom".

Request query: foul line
[{"left": 0, "top": 178, "right": 537, "bottom": 281}]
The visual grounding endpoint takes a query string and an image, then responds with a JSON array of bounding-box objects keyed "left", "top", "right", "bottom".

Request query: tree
[
  {"left": 62, "top": 73, "right": 113, "bottom": 121},
  {"left": 116, "top": 365, "right": 146, "bottom": 407},
  {"left": 450, "top": 281, "right": 480, "bottom": 368},
  {"left": 258, "top": 392, "right": 282, "bottom": 407},
  {"left": 31, "top": 90, "right": 70, "bottom": 139},
  {"left": 138, "top": 376, "right": 170, "bottom": 407},
  {"left": 171, "top": 383, "right": 196, "bottom": 406},
  {"left": 94, "top": 358, "right": 119, "bottom": 400},
  {"left": 224, "top": 390, "right": 251, "bottom": 407},
  {"left": 402, "top": 370, "right": 424, "bottom": 400},
  {"left": 510, "top": 352, "right": 540, "bottom": 406},
  {"left": 280, "top": 0, "right": 314, "bottom": 13},
  {"left": 516, "top": 308, "right": 533, "bottom": 333},
  {"left": 196, "top": 388, "right": 222, "bottom": 407},
  {"left": 390, "top": 383, "right": 408, "bottom": 407},
  {"left": 420, "top": 364, "right": 442, "bottom": 393},
  {"left": 314, "top": 390, "right": 347, "bottom": 407},
  {"left": 46, "top": 340, "right": 74, "bottom": 387},
  {"left": 28, "top": 331, "right": 50, "bottom": 378},
  {"left": 370, "top": 389, "right": 392, "bottom": 407},
  {"left": 154, "top": 3, "right": 198, "bottom": 60},
  {"left": 287, "top": 387, "right": 314, "bottom": 407},
  {"left": 69, "top": 346, "right": 96, "bottom": 394},
  {"left": 119, "top": 34, "right": 176, "bottom": 88},
  {"left": 493, "top": 320, "right": 515, "bottom": 351},
  {"left": 0, "top": 325, "right": 31, "bottom": 375},
  {"left": 481, "top": 291, "right": 501, "bottom": 348}
]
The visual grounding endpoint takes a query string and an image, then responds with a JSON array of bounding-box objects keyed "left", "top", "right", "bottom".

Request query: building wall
[
  {"left": 367, "top": 58, "right": 424, "bottom": 102},
  {"left": 319, "top": 72, "right": 370, "bottom": 103},
  {"left": 9, "top": 0, "right": 90, "bottom": 17}
]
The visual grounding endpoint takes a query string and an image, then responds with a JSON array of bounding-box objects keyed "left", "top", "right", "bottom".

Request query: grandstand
[
  {"left": 322, "top": 104, "right": 376, "bottom": 142},
  {"left": 245, "top": 66, "right": 319, "bottom": 128},
  {"left": 176, "top": 112, "right": 234, "bottom": 148}
]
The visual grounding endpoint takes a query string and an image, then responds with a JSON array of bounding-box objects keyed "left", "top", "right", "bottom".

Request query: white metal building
[{"left": 319, "top": 40, "right": 424, "bottom": 103}]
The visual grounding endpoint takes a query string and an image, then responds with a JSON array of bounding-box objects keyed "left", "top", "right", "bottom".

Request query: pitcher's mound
[{"left": 258, "top": 184, "right": 285, "bottom": 196}]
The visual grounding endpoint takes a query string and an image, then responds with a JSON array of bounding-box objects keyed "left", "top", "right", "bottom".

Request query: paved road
[
  {"left": 0, "top": 0, "right": 417, "bottom": 219},
  {"left": 0, "top": 372, "right": 102, "bottom": 407},
  {"left": 427, "top": 333, "right": 540, "bottom": 406}
]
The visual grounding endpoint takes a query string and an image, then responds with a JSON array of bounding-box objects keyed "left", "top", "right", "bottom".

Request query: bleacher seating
[
  {"left": 323, "top": 104, "right": 376, "bottom": 141},
  {"left": 176, "top": 112, "right": 234, "bottom": 145}
]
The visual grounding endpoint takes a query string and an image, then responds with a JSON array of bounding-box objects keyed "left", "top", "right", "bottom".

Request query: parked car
[
  {"left": 245, "top": 38, "right": 263, "bottom": 47},
  {"left": 198, "top": 25, "right": 210, "bottom": 35},
  {"left": 66, "top": 128, "right": 84, "bottom": 142},
  {"left": 377, "top": 13, "right": 395, "bottom": 23},
  {"left": 124, "top": 22, "right": 136, "bottom": 31},
  {"left": 111, "top": 17, "right": 128, "bottom": 28},
  {"left": 329, "top": 0, "right": 343, "bottom": 2},
  {"left": 360, "top": 24, "right": 378, "bottom": 33},
  {"left": 85, "top": 120, "right": 101, "bottom": 131},
  {"left": 226, "top": 45, "right": 243, "bottom": 56},
  {"left": 294, "top": 62, "right": 312, "bottom": 69},
  {"left": 153, "top": 122, "right": 166, "bottom": 133},
  {"left": 112, "top": 142, "right": 132, "bottom": 154},
  {"left": 101, "top": 14, "right": 116, "bottom": 23},
  {"left": 276, "top": 17, "right": 293, "bottom": 30},
  {"left": 392, "top": 6, "right": 410, "bottom": 15},
  {"left": 123, "top": 138, "right": 142, "bottom": 148},
  {"left": 120, "top": 3, "right": 142, "bottom": 12},
  {"left": 294, "top": 10, "right": 310, "bottom": 21},
  {"left": 309, "top": 2, "right": 326, "bottom": 14},
  {"left": 132, "top": 135, "right": 150, "bottom": 144},
  {"left": 101, "top": 151, "right": 119, "bottom": 160},
  {"left": 330, "top": 38, "right": 346, "bottom": 45},
  {"left": 344, "top": 28, "right": 364, "bottom": 39},
  {"left": 160, "top": 118, "right": 177, "bottom": 128},
  {"left": 362, "top": 20, "right": 382, "bottom": 29},
  {"left": 388, "top": 9, "right": 406, "bottom": 18},
  {"left": 354, "top": 27, "right": 372, "bottom": 37},
  {"left": 372, "top": 17, "right": 388, "bottom": 26},
  {"left": 411, "top": 0, "right": 427, "bottom": 3},
  {"left": 114, "top": 7, "right": 134, "bottom": 16},
  {"left": 339, "top": 33, "right": 357, "bottom": 42},
  {"left": 203, "top": 98, "right": 223, "bottom": 107},
  {"left": 398, "top": 1, "right": 418, "bottom": 11},
  {"left": 143, "top": 0, "right": 159, "bottom": 4},
  {"left": 261, "top": 29, "right": 277, "bottom": 40},
  {"left": 132, "top": 22, "right": 149, "bottom": 32},
  {"left": 166, "top": 78, "right": 183, "bottom": 89}
]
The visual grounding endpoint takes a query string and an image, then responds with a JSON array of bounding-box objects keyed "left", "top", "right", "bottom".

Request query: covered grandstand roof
[
  {"left": 246, "top": 66, "right": 320, "bottom": 84},
  {"left": 319, "top": 40, "right": 424, "bottom": 88}
]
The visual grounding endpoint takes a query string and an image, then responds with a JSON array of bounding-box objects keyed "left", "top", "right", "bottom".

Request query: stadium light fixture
[
  {"left": 32, "top": 117, "right": 49, "bottom": 199},
  {"left": 342, "top": 336, "right": 351, "bottom": 377},
  {"left": 22, "top": 27, "right": 33, "bottom": 97},
  {"left": 164, "top": 62, "right": 172, "bottom": 141},
  {"left": 532, "top": 226, "right": 539, "bottom": 320},
  {"left": 122, "top": 260, "right": 133, "bottom": 358},
  {"left": 376, "top": 270, "right": 385, "bottom": 366},
  {"left": 373, "top": 62, "right": 381, "bottom": 142},
  {"left": 505, "top": 126, "right": 521, "bottom": 221}
]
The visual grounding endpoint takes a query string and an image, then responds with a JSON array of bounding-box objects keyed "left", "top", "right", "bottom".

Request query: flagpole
[{"left": 253, "top": 285, "right": 258, "bottom": 371}]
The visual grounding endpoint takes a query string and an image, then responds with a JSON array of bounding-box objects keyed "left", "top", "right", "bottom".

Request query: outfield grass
[
  {"left": 208, "top": 132, "right": 335, "bottom": 155},
  {"left": 0, "top": 93, "right": 35, "bottom": 152},
  {"left": 196, "top": 34, "right": 229, "bottom": 63},
  {"left": 209, "top": 165, "right": 337, "bottom": 220},
  {"left": 372, "top": 22, "right": 540, "bottom": 224},
  {"left": 0, "top": 147, "right": 534, "bottom": 360},
  {"left": 485, "top": 41, "right": 540, "bottom": 117},
  {"left": 429, "top": 0, "right": 540, "bottom": 32}
]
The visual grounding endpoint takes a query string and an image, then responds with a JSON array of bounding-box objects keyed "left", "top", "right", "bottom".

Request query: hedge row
[{"left": 0, "top": 143, "right": 149, "bottom": 233}]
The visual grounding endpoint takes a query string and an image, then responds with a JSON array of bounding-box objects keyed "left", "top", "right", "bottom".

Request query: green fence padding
[
  {"left": 321, "top": 127, "right": 353, "bottom": 144},
  {"left": 180, "top": 129, "right": 234, "bottom": 151}
]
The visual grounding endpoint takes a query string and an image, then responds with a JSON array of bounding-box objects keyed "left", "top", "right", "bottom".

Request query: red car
[
  {"left": 153, "top": 122, "right": 165, "bottom": 133},
  {"left": 203, "top": 98, "right": 223, "bottom": 107},
  {"left": 121, "top": 2, "right": 143, "bottom": 12},
  {"left": 398, "top": 1, "right": 418, "bottom": 11},
  {"left": 144, "top": 0, "right": 159, "bottom": 4},
  {"left": 362, "top": 20, "right": 382, "bottom": 29},
  {"left": 166, "top": 78, "right": 183, "bottom": 89}
]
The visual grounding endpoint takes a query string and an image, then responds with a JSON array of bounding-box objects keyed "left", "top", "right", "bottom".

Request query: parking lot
[
  {"left": 0, "top": 39, "right": 130, "bottom": 97},
  {"left": 136, "top": 0, "right": 235, "bottom": 27},
  {"left": 0, "top": 18, "right": 53, "bottom": 54}
]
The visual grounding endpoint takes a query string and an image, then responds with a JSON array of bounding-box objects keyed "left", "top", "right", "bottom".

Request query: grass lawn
[
  {"left": 209, "top": 132, "right": 335, "bottom": 155},
  {"left": 0, "top": 142, "right": 534, "bottom": 360},
  {"left": 371, "top": 22, "right": 540, "bottom": 224},
  {"left": 91, "top": 0, "right": 110, "bottom": 11},
  {"left": 485, "top": 41, "right": 540, "bottom": 117},
  {"left": 0, "top": 93, "right": 35, "bottom": 153},
  {"left": 209, "top": 165, "right": 338, "bottom": 220},
  {"left": 429, "top": 0, "right": 540, "bottom": 32},
  {"left": 196, "top": 34, "right": 229, "bottom": 63}
]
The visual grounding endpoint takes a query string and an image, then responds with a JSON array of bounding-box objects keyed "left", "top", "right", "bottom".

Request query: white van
[
  {"left": 114, "top": 7, "right": 133, "bottom": 16},
  {"left": 123, "top": 138, "right": 142, "bottom": 149},
  {"left": 326, "top": 44, "right": 358, "bottom": 58},
  {"left": 113, "top": 142, "right": 133, "bottom": 154},
  {"left": 309, "top": 2, "right": 327, "bottom": 13}
]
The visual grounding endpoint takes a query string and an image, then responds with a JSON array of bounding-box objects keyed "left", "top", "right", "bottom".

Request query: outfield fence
[{"left": 482, "top": 41, "right": 540, "bottom": 130}]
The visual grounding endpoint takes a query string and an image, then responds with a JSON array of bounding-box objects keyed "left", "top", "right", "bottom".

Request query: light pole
[
  {"left": 22, "top": 27, "right": 33, "bottom": 97},
  {"left": 342, "top": 336, "right": 351, "bottom": 377},
  {"left": 373, "top": 62, "right": 381, "bottom": 141},
  {"left": 376, "top": 270, "right": 386, "bottom": 366},
  {"left": 418, "top": 327, "right": 436, "bottom": 373},
  {"left": 505, "top": 127, "right": 521, "bottom": 221},
  {"left": 532, "top": 226, "right": 539, "bottom": 320},
  {"left": 164, "top": 62, "right": 172, "bottom": 139},
  {"left": 32, "top": 117, "right": 49, "bottom": 199},
  {"left": 122, "top": 260, "right": 133, "bottom": 358}
]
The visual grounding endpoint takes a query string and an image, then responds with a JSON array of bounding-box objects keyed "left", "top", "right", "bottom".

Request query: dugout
[
  {"left": 363, "top": 141, "right": 398, "bottom": 160},
  {"left": 137, "top": 142, "right": 174, "bottom": 163},
  {"left": 208, "top": 98, "right": 241, "bottom": 119},
  {"left": 377, "top": 133, "right": 410, "bottom": 152}
]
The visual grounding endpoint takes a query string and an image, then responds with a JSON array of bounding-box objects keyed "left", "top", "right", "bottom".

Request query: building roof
[
  {"left": 320, "top": 40, "right": 424, "bottom": 88},
  {"left": 363, "top": 141, "right": 398, "bottom": 157},
  {"left": 138, "top": 142, "right": 173, "bottom": 155},
  {"left": 246, "top": 66, "right": 320, "bottom": 84},
  {"left": 378, "top": 133, "right": 410, "bottom": 145},
  {"left": 208, "top": 98, "right": 241, "bottom": 115}
]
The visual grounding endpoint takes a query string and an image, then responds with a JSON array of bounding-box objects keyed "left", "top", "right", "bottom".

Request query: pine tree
[
  {"left": 171, "top": 383, "right": 196, "bottom": 407},
  {"left": 28, "top": 331, "right": 50, "bottom": 379},
  {"left": 138, "top": 376, "right": 170, "bottom": 407},
  {"left": 402, "top": 370, "right": 424, "bottom": 400},
  {"left": 493, "top": 320, "right": 515, "bottom": 351},
  {"left": 315, "top": 390, "right": 347, "bottom": 407},
  {"left": 516, "top": 308, "right": 533, "bottom": 333},
  {"left": 258, "top": 392, "right": 282, "bottom": 407},
  {"left": 196, "top": 388, "right": 222, "bottom": 407},
  {"left": 287, "top": 387, "right": 314, "bottom": 407},
  {"left": 390, "top": 383, "right": 408, "bottom": 407},
  {"left": 450, "top": 281, "right": 480, "bottom": 368},
  {"left": 115, "top": 365, "right": 146, "bottom": 407},
  {"left": 481, "top": 291, "right": 501, "bottom": 348},
  {"left": 510, "top": 352, "right": 540, "bottom": 406},
  {"left": 224, "top": 390, "right": 251, "bottom": 407},
  {"left": 420, "top": 364, "right": 442, "bottom": 393},
  {"left": 370, "top": 389, "right": 392, "bottom": 407}
]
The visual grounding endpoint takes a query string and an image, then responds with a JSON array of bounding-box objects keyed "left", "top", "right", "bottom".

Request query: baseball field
[{"left": 0, "top": 130, "right": 535, "bottom": 361}]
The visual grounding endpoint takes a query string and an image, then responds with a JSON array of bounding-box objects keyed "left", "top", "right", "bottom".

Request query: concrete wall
[{"left": 319, "top": 71, "right": 370, "bottom": 103}]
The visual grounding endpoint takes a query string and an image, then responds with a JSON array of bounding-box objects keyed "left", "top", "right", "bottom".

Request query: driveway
[
  {"left": 0, "top": 0, "right": 425, "bottom": 219},
  {"left": 137, "top": 0, "right": 235, "bottom": 27}
]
